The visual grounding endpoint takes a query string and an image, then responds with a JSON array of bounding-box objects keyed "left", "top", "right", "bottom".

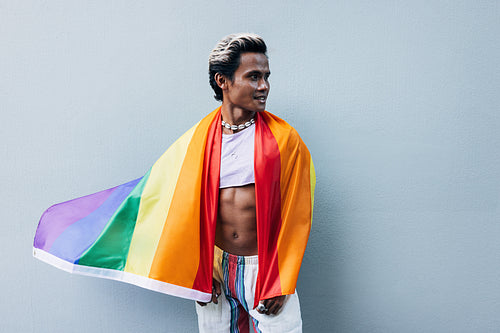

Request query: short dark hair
[{"left": 208, "top": 33, "right": 267, "bottom": 101}]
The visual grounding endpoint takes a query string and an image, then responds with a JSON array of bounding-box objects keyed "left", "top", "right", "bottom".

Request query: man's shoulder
[
  {"left": 261, "top": 111, "right": 295, "bottom": 132},
  {"left": 261, "top": 111, "right": 302, "bottom": 138},
  {"left": 260, "top": 111, "right": 310, "bottom": 154}
]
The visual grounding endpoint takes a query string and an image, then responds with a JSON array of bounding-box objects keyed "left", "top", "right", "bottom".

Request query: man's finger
[
  {"left": 211, "top": 280, "right": 222, "bottom": 304},
  {"left": 214, "top": 280, "right": 222, "bottom": 295},
  {"left": 263, "top": 299, "right": 272, "bottom": 308},
  {"left": 211, "top": 289, "right": 219, "bottom": 304},
  {"left": 261, "top": 296, "right": 286, "bottom": 315},
  {"left": 256, "top": 302, "right": 267, "bottom": 314},
  {"left": 267, "top": 301, "right": 282, "bottom": 315},
  {"left": 261, "top": 299, "right": 274, "bottom": 315},
  {"left": 265, "top": 300, "right": 278, "bottom": 315},
  {"left": 214, "top": 280, "right": 222, "bottom": 302}
]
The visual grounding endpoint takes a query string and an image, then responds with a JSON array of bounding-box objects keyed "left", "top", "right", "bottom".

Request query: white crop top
[{"left": 219, "top": 124, "right": 255, "bottom": 188}]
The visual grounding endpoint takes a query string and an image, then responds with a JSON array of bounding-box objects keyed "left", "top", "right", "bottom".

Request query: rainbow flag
[{"left": 33, "top": 107, "right": 315, "bottom": 306}]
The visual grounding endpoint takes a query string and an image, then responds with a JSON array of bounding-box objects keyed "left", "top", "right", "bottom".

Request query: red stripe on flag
[
  {"left": 254, "top": 113, "right": 282, "bottom": 308},
  {"left": 192, "top": 109, "right": 221, "bottom": 293}
]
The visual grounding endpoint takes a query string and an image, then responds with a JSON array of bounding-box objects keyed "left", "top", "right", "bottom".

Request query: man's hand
[
  {"left": 196, "top": 280, "right": 221, "bottom": 306},
  {"left": 256, "top": 295, "right": 286, "bottom": 315}
]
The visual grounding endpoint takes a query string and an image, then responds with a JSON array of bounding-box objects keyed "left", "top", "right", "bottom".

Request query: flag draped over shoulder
[{"left": 33, "top": 107, "right": 316, "bottom": 307}]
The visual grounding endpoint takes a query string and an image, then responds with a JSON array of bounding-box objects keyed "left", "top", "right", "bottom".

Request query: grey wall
[{"left": 2, "top": 1, "right": 499, "bottom": 332}]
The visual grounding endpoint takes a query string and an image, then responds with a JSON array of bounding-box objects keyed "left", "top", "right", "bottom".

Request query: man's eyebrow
[{"left": 246, "top": 70, "right": 271, "bottom": 75}]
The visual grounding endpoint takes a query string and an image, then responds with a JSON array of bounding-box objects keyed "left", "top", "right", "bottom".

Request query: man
[
  {"left": 195, "top": 33, "right": 313, "bottom": 333},
  {"left": 33, "top": 32, "right": 314, "bottom": 333}
]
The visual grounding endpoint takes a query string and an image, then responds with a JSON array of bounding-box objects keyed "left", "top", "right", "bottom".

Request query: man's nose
[{"left": 257, "top": 78, "right": 269, "bottom": 91}]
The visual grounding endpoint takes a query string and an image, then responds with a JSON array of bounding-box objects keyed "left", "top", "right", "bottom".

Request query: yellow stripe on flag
[
  {"left": 124, "top": 123, "right": 199, "bottom": 276},
  {"left": 310, "top": 158, "right": 316, "bottom": 222}
]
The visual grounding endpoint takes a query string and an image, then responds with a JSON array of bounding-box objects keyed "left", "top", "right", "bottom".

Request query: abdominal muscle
[{"left": 215, "top": 184, "right": 258, "bottom": 256}]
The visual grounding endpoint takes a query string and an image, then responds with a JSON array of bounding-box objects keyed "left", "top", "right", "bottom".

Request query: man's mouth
[{"left": 255, "top": 96, "right": 267, "bottom": 102}]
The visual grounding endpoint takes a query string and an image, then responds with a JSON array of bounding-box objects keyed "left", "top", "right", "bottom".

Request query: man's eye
[{"left": 251, "top": 75, "right": 258, "bottom": 80}]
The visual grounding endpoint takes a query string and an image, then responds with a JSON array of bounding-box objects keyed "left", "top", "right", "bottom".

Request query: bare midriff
[{"left": 215, "top": 184, "right": 257, "bottom": 256}]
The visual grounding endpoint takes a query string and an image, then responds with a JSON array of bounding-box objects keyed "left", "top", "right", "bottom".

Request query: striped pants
[{"left": 196, "top": 246, "right": 302, "bottom": 333}]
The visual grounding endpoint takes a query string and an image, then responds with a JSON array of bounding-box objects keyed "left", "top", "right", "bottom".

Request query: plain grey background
[{"left": 2, "top": 1, "right": 500, "bottom": 332}]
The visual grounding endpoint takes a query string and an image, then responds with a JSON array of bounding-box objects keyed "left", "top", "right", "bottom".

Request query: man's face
[{"left": 224, "top": 52, "right": 270, "bottom": 113}]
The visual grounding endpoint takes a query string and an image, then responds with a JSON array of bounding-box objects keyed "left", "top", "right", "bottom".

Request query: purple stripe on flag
[
  {"left": 48, "top": 178, "right": 142, "bottom": 263},
  {"left": 34, "top": 187, "right": 117, "bottom": 251}
]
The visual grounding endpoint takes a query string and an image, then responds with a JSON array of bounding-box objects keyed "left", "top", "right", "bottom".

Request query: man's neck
[{"left": 220, "top": 105, "right": 256, "bottom": 134}]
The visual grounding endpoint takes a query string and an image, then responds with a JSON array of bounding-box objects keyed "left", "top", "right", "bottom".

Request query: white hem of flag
[{"left": 33, "top": 248, "right": 212, "bottom": 302}]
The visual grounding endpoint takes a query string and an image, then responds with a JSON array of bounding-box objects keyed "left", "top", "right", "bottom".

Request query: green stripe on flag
[{"left": 78, "top": 170, "right": 151, "bottom": 270}]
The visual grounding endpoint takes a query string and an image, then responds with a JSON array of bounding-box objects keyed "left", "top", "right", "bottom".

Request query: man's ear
[{"left": 214, "top": 73, "right": 228, "bottom": 90}]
